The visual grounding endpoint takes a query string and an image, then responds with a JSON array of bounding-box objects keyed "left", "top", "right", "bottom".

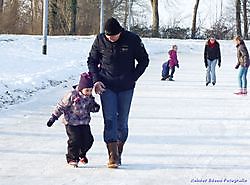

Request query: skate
[
  {"left": 234, "top": 91, "right": 247, "bottom": 96},
  {"left": 242, "top": 92, "right": 248, "bottom": 96},
  {"left": 242, "top": 89, "right": 247, "bottom": 95},
  {"left": 161, "top": 75, "right": 170, "bottom": 81},
  {"left": 234, "top": 89, "right": 243, "bottom": 95},
  {"left": 68, "top": 160, "right": 78, "bottom": 168},
  {"left": 78, "top": 156, "right": 88, "bottom": 167},
  {"left": 167, "top": 77, "right": 174, "bottom": 81}
]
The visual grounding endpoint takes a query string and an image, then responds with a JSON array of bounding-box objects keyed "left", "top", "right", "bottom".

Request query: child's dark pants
[{"left": 65, "top": 124, "right": 94, "bottom": 163}]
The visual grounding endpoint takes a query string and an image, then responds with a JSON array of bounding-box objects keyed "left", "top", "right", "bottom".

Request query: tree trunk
[
  {"left": 235, "top": 0, "right": 242, "bottom": 36},
  {"left": 0, "top": 0, "right": 3, "bottom": 13},
  {"left": 70, "top": 0, "right": 77, "bottom": 35},
  {"left": 77, "top": 0, "right": 99, "bottom": 35},
  {"left": 124, "top": 0, "right": 128, "bottom": 28},
  {"left": 150, "top": 0, "right": 159, "bottom": 37},
  {"left": 31, "top": 0, "right": 41, "bottom": 34},
  {"left": 31, "top": 0, "right": 34, "bottom": 33},
  {"left": 49, "top": 0, "right": 58, "bottom": 35},
  {"left": 191, "top": 0, "right": 200, "bottom": 39},
  {"left": 1, "top": 0, "right": 19, "bottom": 33},
  {"left": 243, "top": 0, "right": 248, "bottom": 39},
  {"left": 33, "top": 0, "right": 39, "bottom": 20}
]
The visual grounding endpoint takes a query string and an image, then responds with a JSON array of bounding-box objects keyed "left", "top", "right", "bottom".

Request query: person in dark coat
[
  {"left": 87, "top": 17, "right": 149, "bottom": 168},
  {"left": 204, "top": 35, "right": 221, "bottom": 86},
  {"left": 234, "top": 36, "right": 249, "bottom": 95},
  {"left": 46, "top": 72, "right": 100, "bottom": 167}
]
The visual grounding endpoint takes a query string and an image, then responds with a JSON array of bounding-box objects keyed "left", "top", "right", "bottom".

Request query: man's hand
[{"left": 94, "top": 81, "right": 106, "bottom": 95}]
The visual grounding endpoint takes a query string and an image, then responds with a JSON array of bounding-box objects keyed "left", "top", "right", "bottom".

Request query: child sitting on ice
[
  {"left": 46, "top": 72, "right": 100, "bottom": 167},
  {"left": 161, "top": 45, "right": 179, "bottom": 81}
]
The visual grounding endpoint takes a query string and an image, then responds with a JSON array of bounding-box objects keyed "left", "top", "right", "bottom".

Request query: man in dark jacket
[
  {"left": 87, "top": 17, "right": 149, "bottom": 168},
  {"left": 204, "top": 35, "right": 221, "bottom": 86}
]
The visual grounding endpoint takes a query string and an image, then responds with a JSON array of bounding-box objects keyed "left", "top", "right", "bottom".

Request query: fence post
[{"left": 42, "top": 0, "right": 49, "bottom": 55}]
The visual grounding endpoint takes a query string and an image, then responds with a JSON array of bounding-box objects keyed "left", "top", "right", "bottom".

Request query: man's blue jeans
[
  {"left": 238, "top": 66, "right": 249, "bottom": 89},
  {"left": 206, "top": 59, "right": 217, "bottom": 84},
  {"left": 100, "top": 89, "right": 134, "bottom": 143}
]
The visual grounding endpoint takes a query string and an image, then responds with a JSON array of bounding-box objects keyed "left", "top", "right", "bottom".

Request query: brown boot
[
  {"left": 106, "top": 142, "right": 119, "bottom": 168},
  {"left": 118, "top": 142, "right": 124, "bottom": 166}
]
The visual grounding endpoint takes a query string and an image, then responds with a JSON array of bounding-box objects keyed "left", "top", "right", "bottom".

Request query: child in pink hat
[
  {"left": 46, "top": 72, "right": 100, "bottom": 167},
  {"left": 161, "top": 45, "right": 179, "bottom": 81}
]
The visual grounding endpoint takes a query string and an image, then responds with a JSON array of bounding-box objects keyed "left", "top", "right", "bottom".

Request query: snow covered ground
[{"left": 0, "top": 35, "right": 250, "bottom": 185}]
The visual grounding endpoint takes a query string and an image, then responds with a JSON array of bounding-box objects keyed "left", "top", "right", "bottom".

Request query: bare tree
[
  {"left": 0, "top": 0, "right": 20, "bottom": 34},
  {"left": 150, "top": 0, "right": 159, "bottom": 37},
  {"left": 70, "top": 0, "right": 77, "bottom": 35},
  {"left": 242, "top": 0, "right": 248, "bottom": 39},
  {"left": 0, "top": 0, "right": 156, "bottom": 35},
  {"left": 48, "top": 0, "right": 59, "bottom": 35},
  {"left": 0, "top": 0, "right": 4, "bottom": 30},
  {"left": 235, "top": 0, "right": 242, "bottom": 36},
  {"left": 77, "top": 0, "right": 99, "bottom": 35},
  {"left": 0, "top": 0, "right": 3, "bottom": 13},
  {"left": 112, "top": 0, "right": 134, "bottom": 29},
  {"left": 31, "top": 0, "right": 42, "bottom": 34},
  {"left": 58, "top": 1, "right": 73, "bottom": 34},
  {"left": 124, "top": 0, "right": 129, "bottom": 27},
  {"left": 191, "top": 0, "right": 200, "bottom": 39}
]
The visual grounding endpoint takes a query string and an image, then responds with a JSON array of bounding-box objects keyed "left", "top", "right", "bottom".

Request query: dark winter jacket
[
  {"left": 236, "top": 40, "right": 250, "bottom": 67},
  {"left": 52, "top": 88, "right": 100, "bottom": 126},
  {"left": 87, "top": 29, "right": 149, "bottom": 92},
  {"left": 204, "top": 40, "right": 221, "bottom": 66}
]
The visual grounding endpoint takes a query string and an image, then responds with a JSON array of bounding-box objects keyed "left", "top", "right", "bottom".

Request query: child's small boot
[
  {"left": 68, "top": 160, "right": 78, "bottom": 167},
  {"left": 79, "top": 156, "right": 88, "bottom": 165}
]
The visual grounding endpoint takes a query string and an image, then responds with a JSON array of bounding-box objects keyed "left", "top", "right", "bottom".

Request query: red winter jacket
[{"left": 168, "top": 49, "right": 179, "bottom": 68}]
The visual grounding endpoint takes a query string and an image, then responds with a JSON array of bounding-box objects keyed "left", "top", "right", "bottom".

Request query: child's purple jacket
[
  {"left": 52, "top": 89, "right": 100, "bottom": 126},
  {"left": 168, "top": 49, "right": 179, "bottom": 68}
]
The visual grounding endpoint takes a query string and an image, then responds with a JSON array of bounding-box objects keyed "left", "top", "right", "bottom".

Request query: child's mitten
[{"left": 47, "top": 114, "right": 57, "bottom": 127}]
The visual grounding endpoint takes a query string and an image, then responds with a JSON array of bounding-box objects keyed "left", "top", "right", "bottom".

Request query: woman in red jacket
[{"left": 204, "top": 36, "right": 221, "bottom": 86}]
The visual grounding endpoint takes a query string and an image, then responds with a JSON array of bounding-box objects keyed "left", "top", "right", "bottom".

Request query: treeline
[
  {"left": 0, "top": 0, "right": 100, "bottom": 35},
  {"left": 0, "top": 0, "right": 139, "bottom": 35},
  {"left": 0, "top": 0, "right": 250, "bottom": 40}
]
